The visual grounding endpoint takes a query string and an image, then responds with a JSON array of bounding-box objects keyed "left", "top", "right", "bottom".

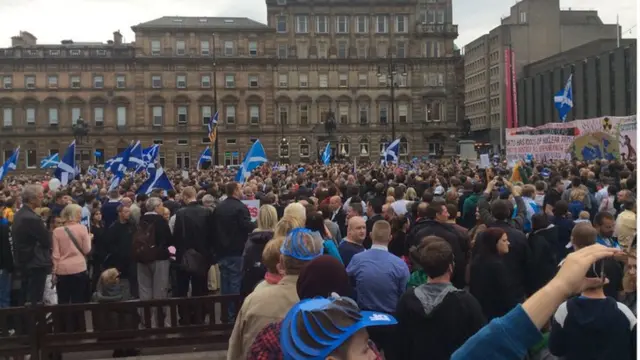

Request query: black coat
[
  {"left": 12, "top": 206, "right": 52, "bottom": 271},
  {"left": 0, "top": 221, "right": 13, "bottom": 272},
  {"left": 469, "top": 256, "right": 520, "bottom": 320},
  {"left": 528, "top": 226, "right": 559, "bottom": 293},
  {"left": 488, "top": 221, "right": 533, "bottom": 299},
  {"left": 332, "top": 209, "right": 347, "bottom": 239},
  {"left": 212, "top": 197, "right": 256, "bottom": 257},
  {"left": 103, "top": 221, "right": 136, "bottom": 278},
  {"left": 239, "top": 230, "right": 274, "bottom": 297},
  {"left": 173, "top": 202, "right": 213, "bottom": 262}
]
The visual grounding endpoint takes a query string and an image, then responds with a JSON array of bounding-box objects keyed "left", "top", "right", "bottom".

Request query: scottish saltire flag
[
  {"left": 235, "top": 139, "right": 267, "bottom": 183},
  {"left": 142, "top": 144, "right": 161, "bottom": 170},
  {"left": 0, "top": 146, "right": 19, "bottom": 182},
  {"left": 106, "top": 150, "right": 125, "bottom": 173},
  {"left": 128, "top": 141, "right": 145, "bottom": 171},
  {"left": 208, "top": 111, "right": 219, "bottom": 143},
  {"left": 554, "top": 74, "right": 573, "bottom": 122},
  {"left": 197, "top": 147, "right": 212, "bottom": 170},
  {"left": 87, "top": 167, "right": 98, "bottom": 177},
  {"left": 40, "top": 153, "right": 59, "bottom": 169},
  {"left": 322, "top": 143, "right": 331, "bottom": 165},
  {"left": 383, "top": 139, "right": 401, "bottom": 165},
  {"left": 109, "top": 143, "right": 131, "bottom": 191},
  {"left": 137, "top": 166, "right": 174, "bottom": 195},
  {"left": 54, "top": 141, "right": 76, "bottom": 186}
]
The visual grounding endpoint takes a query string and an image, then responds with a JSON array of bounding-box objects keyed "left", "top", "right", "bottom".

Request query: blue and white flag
[
  {"left": 235, "top": 140, "right": 268, "bottom": 183},
  {"left": 197, "top": 147, "right": 212, "bottom": 170},
  {"left": 137, "top": 166, "right": 174, "bottom": 195},
  {"left": 109, "top": 143, "right": 131, "bottom": 191},
  {"left": 128, "top": 141, "right": 145, "bottom": 171},
  {"left": 54, "top": 141, "right": 76, "bottom": 186},
  {"left": 322, "top": 143, "right": 331, "bottom": 165},
  {"left": 142, "top": 144, "right": 160, "bottom": 170},
  {"left": 87, "top": 167, "right": 98, "bottom": 177},
  {"left": 554, "top": 74, "right": 573, "bottom": 122},
  {"left": 0, "top": 146, "right": 19, "bottom": 182},
  {"left": 40, "top": 153, "right": 59, "bottom": 169},
  {"left": 383, "top": 139, "right": 401, "bottom": 165}
]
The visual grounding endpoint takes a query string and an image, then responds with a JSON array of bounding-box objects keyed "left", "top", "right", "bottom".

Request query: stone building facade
[{"left": 0, "top": 3, "right": 461, "bottom": 169}]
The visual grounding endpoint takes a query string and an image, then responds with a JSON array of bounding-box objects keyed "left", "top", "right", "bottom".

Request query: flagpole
[
  {"left": 616, "top": 14, "right": 620, "bottom": 47},
  {"left": 212, "top": 32, "right": 220, "bottom": 166}
]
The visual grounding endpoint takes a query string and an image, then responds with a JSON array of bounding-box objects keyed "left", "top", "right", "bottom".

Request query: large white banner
[{"left": 506, "top": 116, "right": 637, "bottom": 161}]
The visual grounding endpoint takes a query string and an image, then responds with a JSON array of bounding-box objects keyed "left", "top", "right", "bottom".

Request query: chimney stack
[{"left": 113, "top": 31, "right": 123, "bottom": 45}]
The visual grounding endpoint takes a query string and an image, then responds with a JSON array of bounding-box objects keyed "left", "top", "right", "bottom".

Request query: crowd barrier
[{"left": 0, "top": 294, "right": 242, "bottom": 359}]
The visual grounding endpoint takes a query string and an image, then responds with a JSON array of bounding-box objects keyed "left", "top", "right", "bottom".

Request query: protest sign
[{"left": 242, "top": 200, "right": 260, "bottom": 222}]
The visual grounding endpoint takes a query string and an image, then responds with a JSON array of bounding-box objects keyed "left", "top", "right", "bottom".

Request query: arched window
[
  {"left": 399, "top": 137, "right": 409, "bottom": 156},
  {"left": 279, "top": 138, "right": 290, "bottom": 159},
  {"left": 299, "top": 137, "right": 310, "bottom": 158},
  {"left": 339, "top": 137, "right": 350, "bottom": 157},
  {"left": 359, "top": 137, "right": 370, "bottom": 157}
]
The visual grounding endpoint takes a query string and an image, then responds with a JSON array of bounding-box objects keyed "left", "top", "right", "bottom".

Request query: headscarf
[{"left": 296, "top": 255, "right": 351, "bottom": 299}]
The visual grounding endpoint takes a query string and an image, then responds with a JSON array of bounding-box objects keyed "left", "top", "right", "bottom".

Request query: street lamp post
[
  {"left": 72, "top": 117, "right": 89, "bottom": 145},
  {"left": 212, "top": 33, "right": 220, "bottom": 166},
  {"left": 377, "top": 57, "right": 407, "bottom": 141}
]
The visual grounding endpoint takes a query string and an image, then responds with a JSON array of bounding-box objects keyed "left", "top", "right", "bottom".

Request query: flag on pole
[
  {"left": 40, "top": 153, "right": 60, "bottom": 169},
  {"left": 382, "top": 139, "right": 401, "bottom": 165},
  {"left": 137, "top": 166, "right": 174, "bottom": 195},
  {"left": 554, "top": 74, "right": 574, "bottom": 122},
  {"left": 208, "top": 111, "right": 219, "bottom": 143},
  {"left": 54, "top": 141, "right": 76, "bottom": 186},
  {"left": 109, "top": 143, "right": 132, "bottom": 191},
  {"left": 197, "top": 147, "right": 212, "bottom": 170},
  {"left": 235, "top": 140, "right": 268, "bottom": 183},
  {"left": 0, "top": 146, "right": 20, "bottom": 182}
]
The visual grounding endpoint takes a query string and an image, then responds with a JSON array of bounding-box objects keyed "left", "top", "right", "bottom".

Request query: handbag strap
[{"left": 64, "top": 226, "right": 87, "bottom": 259}]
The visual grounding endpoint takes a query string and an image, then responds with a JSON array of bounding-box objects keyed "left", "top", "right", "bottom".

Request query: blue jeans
[
  {"left": 218, "top": 256, "right": 242, "bottom": 322},
  {"left": 0, "top": 270, "right": 11, "bottom": 308}
]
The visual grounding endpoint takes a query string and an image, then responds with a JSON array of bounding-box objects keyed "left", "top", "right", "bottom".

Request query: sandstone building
[{"left": 0, "top": 0, "right": 462, "bottom": 168}]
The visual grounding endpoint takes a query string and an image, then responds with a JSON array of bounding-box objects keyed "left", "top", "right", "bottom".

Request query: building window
[
  {"left": 277, "top": 15, "right": 287, "bottom": 32},
  {"left": 49, "top": 108, "right": 58, "bottom": 125},
  {"left": 224, "top": 41, "right": 234, "bottom": 56},
  {"left": 117, "top": 107, "right": 126, "bottom": 126},
  {"left": 279, "top": 106, "right": 288, "bottom": 125},
  {"left": 200, "top": 40, "right": 210, "bottom": 55},
  {"left": 316, "top": 15, "right": 328, "bottom": 33},
  {"left": 336, "top": 15, "right": 349, "bottom": 33},
  {"left": 399, "top": 137, "right": 409, "bottom": 155},
  {"left": 296, "top": 15, "right": 308, "bottom": 33},
  {"left": 357, "top": 41, "right": 367, "bottom": 58},
  {"left": 424, "top": 72, "right": 445, "bottom": 86},
  {"left": 116, "top": 75, "right": 126, "bottom": 89},
  {"left": 93, "top": 75, "right": 103, "bottom": 89},
  {"left": 356, "top": 16, "right": 368, "bottom": 33},
  {"left": 396, "top": 15, "right": 407, "bottom": 33},
  {"left": 48, "top": 75, "right": 58, "bottom": 88},
  {"left": 319, "top": 74, "right": 328, "bottom": 88},
  {"left": 337, "top": 40, "right": 348, "bottom": 58},
  {"left": 339, "top": 73, "right": 348, "bottom": 87},
  {"left": 426, "top": 101, "right": 442, "bottom": 121},
  {"left": 201, "top": 137, "right": 211, "bottom": 145},
  {"left": 397, "top": 41, "right": 406, "bottom": 58},
  {"left": 299, "top": 73, "right": 308, "bottom": 88},
  {"left": 278, "top": 44, "right": 288, "bottom": 58},
  {"left": 225, "top": 74, "right": 235, "bottom": 88},
  {"left": 379, "top": 138, "right": 389, "bottom": 155},
  {"left": 300, "top": 139, "right": 310, "bottom": 158},
  {"left": 151, "top": 40, "right": 161, "bottom": 55},
  {"left": 71, "top": 107, "right": 81, "bottom": 125},
  {"left": 152, "top": 106, "right": 163, "bottom": 126},
  {"left": 248, "top": 41, "right": 258, "bottom": 56},
  {"left": 249, "top": 105, "right": 260, "bottom": 124},
  {"left": 279, "top": 141, "right": 290, "bottom": 159},
  {"left": 318, "top": 42, "right": 327, "bottom": 58},
  {"left": 26, "top": 107, "right": 35, "bottom": 125},
  {"left": 358, "top": 74, "right": 367, "bottom": 87},
  {"left": 94, "top": 107, "right": 104, "bottom": 125},
  {"left": 379, "top": 104, "right": 388, "bottom": 124},
  {"left": 359, "top": 139, "right": 370, "bottom": 157},
  {"left": 201, "top": 105, "right": 212, "bottom": 125},
  {"left": 428, "top": 143, "right": 442, "bottom": 155},
  {"left": 359, "top": 104, "right": 368, "bottom": 124},
  {"left": 176, "top": 152, "right": 190, "bottom": 169},
  {"left": 2, "top": 76, "right": 12, "bottom": 89},
  {"left": 299, "top": 104, "right": 309, "bottom": 125},
  {"left": 339, "top": 104, "right": 349, "bottom": 124},
  {"left": 249, "top": 75, "right": 259, "bottom": 88},
  {"left": 2, "top": 108, "right": 12, "bottom": 127},
  {"left": 519, "top": 11, "right": 527, "bottom": 23},
  {"left": 279, "top": 74, "right": 288, "bottom": 88},
  {"left": 176, "top": 40, "right": 186, "bottom": 55},
  {"left": 70, "top": 75, "right": 81, "bottom": 89},
  {"left": 376, "top": 15, "right": 388, "bottom": 33},
  {"left": 398, "top": 104, "right": 408, "bottom": 123},
  {"left": 26, "top": 149, "right": 36, "bottom": 169},
  {"left": 177, "top": 106, "right": 188, "bottom": 124},
  {"left": 225, "top": 105, "right": 236, "bottom": 124},
  {"left": 339, "top": 138, "right": 350, "bottom": 157},
  {"left": 436, "top": 10, "right": 445, "bottom": 24},
  {"left": 152, "top": 75, "right": 162, "bottom": 88},
  {"left": 201, "top": 75, "right": 211, "bottom": 88},
  {"left": 176, "top": 75, "right": 187, "bottom": 89},
  {"left": 25, "top": 76, "right": 35, "bottom": 89}
]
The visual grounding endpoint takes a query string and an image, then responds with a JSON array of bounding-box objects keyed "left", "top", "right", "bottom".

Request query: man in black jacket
[
  {"left": 0, "top": 209, "right": 13, "bottom": 308},
  {"left": 103, "top": 205, "right": 137, "bottom": 298},
  {"left": 212, "top": 182, "right": 255, "bottom": 312},
  {"left": 13, "top": 184, "right": 50, "bottom": 305}
]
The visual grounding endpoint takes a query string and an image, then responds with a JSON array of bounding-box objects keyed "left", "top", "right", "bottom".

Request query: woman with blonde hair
[
  {"left": 283, "top": 202, "right": 306, "bottom": 225},
  {"left": 240, "top": 205, "right": 278, "bottom": 297},
  {"left": 52, "top": 204, "right": 92, "bottom": 304},
  {"left": 405, "top": 187, "right": 418, "bottom": 201},
  {"left": 274, "top": 215, "right": 305, "bottom": 240}
]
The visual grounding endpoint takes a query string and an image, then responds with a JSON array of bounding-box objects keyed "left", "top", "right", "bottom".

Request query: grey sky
[{"left": 0, "top": 0, "right": 636, "bottom": 48}]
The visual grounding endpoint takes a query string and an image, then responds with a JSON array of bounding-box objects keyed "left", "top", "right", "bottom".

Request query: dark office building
[{"left": 517, "top": 39, "right": 636, "bottom": 127}]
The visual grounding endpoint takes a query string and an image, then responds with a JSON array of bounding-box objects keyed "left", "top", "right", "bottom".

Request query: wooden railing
[{"left": 0, "top": 294, "right": 242, "bottom": 359}]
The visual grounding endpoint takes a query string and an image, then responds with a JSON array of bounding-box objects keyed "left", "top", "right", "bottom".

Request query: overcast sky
[{"left": 0, "top": 0, "right": 636, "bottom": 49}]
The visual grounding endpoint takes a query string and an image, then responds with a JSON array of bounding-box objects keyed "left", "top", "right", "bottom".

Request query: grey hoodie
[{"left": 414, "top": 282, "right": 461, "bottom": 316}]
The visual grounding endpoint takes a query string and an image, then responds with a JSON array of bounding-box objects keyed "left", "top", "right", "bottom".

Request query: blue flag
[
  {"left": 322, "top": 143, "right": 331, "bottom": 165},
  {"left": 54, "top": 141, "right": 76, "bottom": 186},
  {"left": 383, "top": 139, "right": 401, "bottom": 165},
  {"left": 109, "top": 143, "right": 132, "bottom": 191},
  {"left": 40, "top": 153, "right": 60, "bottom": 169},
  {"left": 142, "top": 144, "right": 160, "bottom": 170},
  {"left": 554, "top": 74, "right": 573, "bottom": 122},
  {"left": 0, "top": 146, "right": 20, "bottom": 182},
  {"left": 197, "top": 147, "right": 212, "bottom": 170},
  {"left": 128, "top": 141, "right": 145, "bottom": 171},
  {"left": 235, "top": 140, "right": 268, "bottom": 183},
  {"left": 137, "top": 166, "right": 174, "bottom": 195}
]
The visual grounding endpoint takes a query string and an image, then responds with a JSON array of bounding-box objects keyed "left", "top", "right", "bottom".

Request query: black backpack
[{"left": 131, "top": 221, "right": 157, "bottom": 264}]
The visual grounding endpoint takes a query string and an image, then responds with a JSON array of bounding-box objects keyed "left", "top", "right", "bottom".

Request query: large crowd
[{"left": 0, "top": 157, "right": 636, "bottom": 359}]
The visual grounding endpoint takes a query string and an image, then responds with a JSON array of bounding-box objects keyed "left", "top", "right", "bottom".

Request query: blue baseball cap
[
  {"left": 280, "top": 228, "right": 324, "bottom": 261},
  {"left": 280, "top": 295, "right": 397, "bottom": 360}
]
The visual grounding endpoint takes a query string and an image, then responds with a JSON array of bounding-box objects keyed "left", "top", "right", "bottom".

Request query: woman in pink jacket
[{"left": 52, "top": 204, "right": 92, "bottom": 304}]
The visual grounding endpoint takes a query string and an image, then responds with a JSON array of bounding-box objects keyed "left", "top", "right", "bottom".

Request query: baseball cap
[
  {"left": 434, "top": 186, "right": 445, "bottom": 196},
  {"left": 280, "top": 228, "right": 324, "bottom": 261},
  {"left": 280, "top": 295, "right": 397, "bottom": 360}
]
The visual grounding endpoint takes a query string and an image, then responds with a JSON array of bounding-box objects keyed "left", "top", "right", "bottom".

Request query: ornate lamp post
[
  {"left": 72, "top": 117, "right": 89, "bottom": 145},
  {"left": 377, "top": 59, "right": 407, "bottom": 141}
]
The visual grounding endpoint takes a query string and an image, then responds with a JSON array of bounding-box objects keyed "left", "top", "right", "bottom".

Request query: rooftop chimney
[{"left": 113, "top": 30, "right": 123, "bottom": 45}]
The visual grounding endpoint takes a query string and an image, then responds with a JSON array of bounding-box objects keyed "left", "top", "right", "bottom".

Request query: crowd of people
[{"left": 0, "top": 157, "right": 636, "bottom": 359}]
